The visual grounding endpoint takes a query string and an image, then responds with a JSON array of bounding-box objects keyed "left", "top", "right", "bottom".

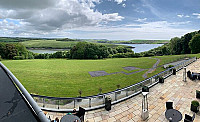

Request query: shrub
[
  {"left": 0, "top": 55, "right": 1, "bottom": 61},
  {"left": 13, "top": 56, "right": 24, "bottom": 60},
  {"left": 112, "top": 53, "right": 127, "bottom": 58},
  {"left": 192, "top": 100, "right": 199, "bottom": 107}
]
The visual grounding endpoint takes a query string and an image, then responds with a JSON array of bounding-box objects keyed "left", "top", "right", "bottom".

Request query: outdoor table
[
  {"left": 60, "top": 114, "right": 81, "bottom": 122},
  {"left": 165, "top": 109, "right": 182, "bottom": 122}
]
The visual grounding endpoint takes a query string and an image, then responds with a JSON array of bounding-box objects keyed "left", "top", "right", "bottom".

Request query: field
[
  {"left": 21, "top": 40, "right": 129, "bottom": 49},
  {"left": 1, "top": 54, "right": 194, "bottom": 97}
]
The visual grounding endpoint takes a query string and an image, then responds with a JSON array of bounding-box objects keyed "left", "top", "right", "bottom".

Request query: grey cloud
[
  {"left": 0, "top": 0, "right": 124, "bottom": 35},
  {"left": 0, "top": 0, "right": 56, "bottom": 10}
]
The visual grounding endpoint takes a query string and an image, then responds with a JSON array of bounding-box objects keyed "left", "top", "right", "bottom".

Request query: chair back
[
  {"left": 166, "top": 102, "right": 173, "bottom": 110},
  {"left": 184, "top": 114, "right": 193, "bottom": 122},
  {"left": 76, "top": 107, "right": 85, "bottom": 117}
]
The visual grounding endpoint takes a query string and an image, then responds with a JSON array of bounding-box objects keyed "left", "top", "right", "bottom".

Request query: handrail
[
  {"left": 0, "top": 62, "right": 49, "bottom": 122},
  {"left": 31, "top": 57, "right": 196, "bottom": 100}
]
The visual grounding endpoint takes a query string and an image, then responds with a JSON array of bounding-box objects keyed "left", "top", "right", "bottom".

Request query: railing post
[
  {"left": 115, "top": 92, "right": 117, "bottom": 101},
  {"left": 103, "top": 95, "right": 105, "bottom": 104},
  {"left": 58, "top": 100, "right": 59, "bottom": 109},
  {"left": 74, "top": 99, "right": 76, "bottom": 108},
  {"left": 89, "top": 98, "right": 91, "bottom": 108},
  {"left": 43, "top": 98, "right": 45, "bottom": 107}
]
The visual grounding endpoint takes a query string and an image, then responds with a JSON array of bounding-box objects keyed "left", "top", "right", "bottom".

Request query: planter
[
  {"left": 191, "top": 100, "right": 199, "bottom": 113},
  {"left": 77, "top": 99, "right": 82, "bottom": 102},
  {"left": 142, "top": 86, "right": 149, "bottom": 92},
  {"left": 77, "top": 96, "right": 82, "bottom": 102},
  {"left": 196, "top": 90, "right": 200, "bottom": 99},
  {"left": 105, "top": 96, "right": 112, "bottom": 111},
  {"left": 116, "top": 91, "right": 121, "bottom": 94},
  {"left": 191, "top": 104, "right": 199, "bottom": 113},
  {"left": 173, "top": 69, "right": 176, "bottom": 75},
  {"left": 159, "top": 77, "right": 164, "bottom": 83},
  {"left": 98, "top": 94, "right": 103, "bottom": 99}
]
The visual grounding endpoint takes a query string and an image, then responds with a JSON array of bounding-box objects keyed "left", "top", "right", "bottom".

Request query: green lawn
[
  {"left": 2, "top": 54, "right": 198, "bottom": 97},
  {"left": 2, "top": 58, "right": 155, "bottom": 97}
]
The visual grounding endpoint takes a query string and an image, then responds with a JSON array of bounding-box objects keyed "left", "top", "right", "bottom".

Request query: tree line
[
  {"left": 141, "top": 30, "right": 200, "bottom": 56},
  {"left": 0, "top": 42, "right": 134, "bottom": 60},
  {"left": 0, "top": 30, "right": 199, "bottom": 60}
]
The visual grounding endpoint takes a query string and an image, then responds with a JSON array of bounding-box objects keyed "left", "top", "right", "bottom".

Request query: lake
[
  {"left": 118, "top": 44, "right": 163, "bottom": 53},
  {"left": 28, "top": 49, "right": 66, "bottom": 54},
  {"left": 28, "top": 44, "right": 163, "bottom": 54}
]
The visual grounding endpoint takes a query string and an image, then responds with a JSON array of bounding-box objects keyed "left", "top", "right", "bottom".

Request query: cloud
[
  {"left": 114, "top": 0, "right": 126, "bottom": 4},
  {"left": 177, "top": 14, "right": 184, "bottom": 18},
  {"left": 135, "top": 18, "right": 147, "bottom": 22},
  {"left": 0, "top": 0, "right": 124, "bottom": 32},
  {"left": 192, "top": 13, "right": 200, "bottom": 19},
  {"left": 177, "top": 14, "right": 190, "bottom": 18},
  {"left": 67, "top": 21, "right": 195, "bottom": 40},
  {"left": 122, "top": 4, "right": 126, "bottom": 7}
]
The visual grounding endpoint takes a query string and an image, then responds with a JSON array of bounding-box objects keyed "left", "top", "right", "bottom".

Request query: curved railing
[{"left": 31, "top": 57, "right": 197, "bottom": 112}]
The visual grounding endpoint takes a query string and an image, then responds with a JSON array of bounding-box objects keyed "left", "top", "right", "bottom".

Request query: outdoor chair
[
  {"left": 166, "top": 102, "right": 173, "bottom": 110},
  {"left": 187, "top": 71, "right": 191, "bottom": 78},
  {"left": 184, "top": 114, "right": 195, "bottom": 122},
  {"left": 76, "top": 107, "right": 85, "bottom": 122}
]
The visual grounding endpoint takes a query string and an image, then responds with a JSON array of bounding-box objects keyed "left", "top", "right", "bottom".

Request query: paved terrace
[{"left": 45, "top": 59, "right": 200, "bottom": 122}]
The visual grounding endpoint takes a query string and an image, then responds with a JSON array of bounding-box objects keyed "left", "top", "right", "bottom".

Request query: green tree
[
  {"left": 169, "top": 37, "right": 182, "bottom": 54},
  {"left": 189, "top": 34, "right": 200, "bottom": 54}
]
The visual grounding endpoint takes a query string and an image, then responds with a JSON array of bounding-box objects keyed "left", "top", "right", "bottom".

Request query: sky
[{"left": 0, "top": 0, "right": 199, "bottom": 40}]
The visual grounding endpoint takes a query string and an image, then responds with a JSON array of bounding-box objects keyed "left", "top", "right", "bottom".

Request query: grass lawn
[
  {"left": 2, "top": 54, "right": 198, "bottom": 97},
  {"left": 2, "top": 58, "right": 155, "bottom": 97}
]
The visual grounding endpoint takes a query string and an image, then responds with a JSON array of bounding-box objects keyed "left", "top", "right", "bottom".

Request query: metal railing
[
  {"left": 0, "top": 62, "right": 49, "bottom": 122},
  {"left": 31, "top": 57, "right": 197, "bottom": 112}
]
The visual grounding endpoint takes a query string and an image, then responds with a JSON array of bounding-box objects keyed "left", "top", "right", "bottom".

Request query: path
[{"left": 142, "top": 58, "right": 160, "bottom": 78}]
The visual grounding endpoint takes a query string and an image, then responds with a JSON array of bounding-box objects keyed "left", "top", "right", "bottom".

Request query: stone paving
[{"left": 44, "top": 59, "right": 200, "bottom": 122}]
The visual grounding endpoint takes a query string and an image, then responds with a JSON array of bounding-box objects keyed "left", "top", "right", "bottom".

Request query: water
[
  {"left": 29, "top": 44, "right": 163, "bottom": 54},
  {"left": 118, "top": 44, "right": 163, "bottom": 53},
  {"left": 28, "top": 49, "right": 62, "bottom": 54}
]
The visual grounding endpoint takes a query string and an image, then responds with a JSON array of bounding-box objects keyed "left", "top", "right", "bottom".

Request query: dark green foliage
[
  {"left": 192, "top": 100, "right": 199, "bottom": 107},
  {"left": 5, "top": 44, "right": 18, "bottom": 59},
  {"left": 0, "top": 55, "right": 1, "bottom": 61},
  {"left": 0, "top": 43, "right": 34, "bottom": 59},
  {"left": 70, "top": 42, "right": 110, "bottom": 59},
  {"left": 141, "top": 30, "right": 200, "bottom": 57},
  {"left": 13, "top": 56, "right": 25, "bottom": 60},
  {"left": 34, "top": 53, "right": 49, "bottom": 59},
  {"left": 56, "top": 38, "right": 76, "bottom": 41},
  {"left": 169, "top": 37, "right": 182, "bottom": 54},
  {"left": 189, "top": 34, "right": 200, "bottom": 54},
  {"left": 166, "top": 65, "right": 174, "bottom": 69}
]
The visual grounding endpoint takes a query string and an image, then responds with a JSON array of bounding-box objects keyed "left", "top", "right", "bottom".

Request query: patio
[{"left": 45, "top": 59, "right": 200, "bottom": 122}]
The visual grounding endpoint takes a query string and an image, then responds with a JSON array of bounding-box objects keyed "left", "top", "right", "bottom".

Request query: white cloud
[
  {"left": 135, "top": 18, "right": 147, "bottom": 22},
  {"left": 122, "top": 3, "right": 126, "bottom": 7},
  {"left": 192, "top": 13, "right": 200, "bottom": 19},
  {"left": 177, "top": 14, "right": 184, "bottom": 18},
  {"left": 0, "top": 0, "right": 124, "bottom": 32},
  {"left": 114, "top": 0, "right": 126, "bottom": 4},
  {"left": 177, "top": 14, "right": 190, "bottom": 18}
]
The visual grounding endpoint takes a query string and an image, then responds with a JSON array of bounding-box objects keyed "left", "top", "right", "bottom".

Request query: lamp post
[
  {"left": 141, "top": 86, "right": 149, "bottom": 120},
  {"left": 183, "top": 67, "right": 186, "bottom": 82}
]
